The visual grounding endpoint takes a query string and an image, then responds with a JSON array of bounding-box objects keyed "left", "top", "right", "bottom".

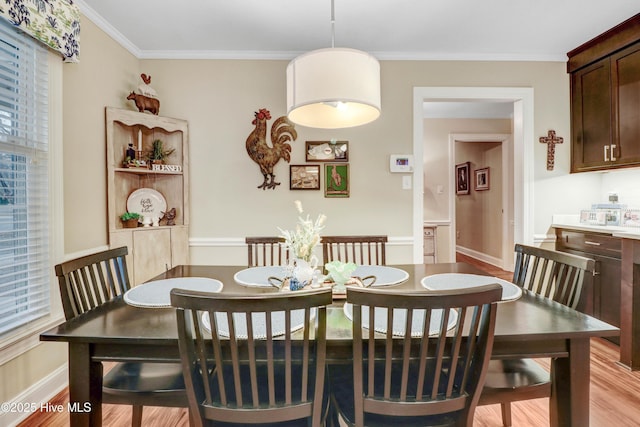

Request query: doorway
[
  {"left": 412, "top": 87, "right": 534, "bottom": 267},
  {"left": 453, "top": 135, "right": 512, "bottom": 269}
]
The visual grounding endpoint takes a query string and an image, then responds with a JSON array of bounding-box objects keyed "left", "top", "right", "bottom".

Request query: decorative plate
[
  {"left": 343, "top": 304, "right": 458, "bottom": 337},
  {"left": 420, "top": 273, "right": 522, "bottom": 302},
  {"left": 124, "top": 277, "right": 223, "bottom": 308},
  {"left": 126, "top": 188, "right": 167, "bottom": 220}
]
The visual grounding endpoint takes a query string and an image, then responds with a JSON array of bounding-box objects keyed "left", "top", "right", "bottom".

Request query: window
[{"left": 0, "top": 19, "right": 50, "bottom": 337}]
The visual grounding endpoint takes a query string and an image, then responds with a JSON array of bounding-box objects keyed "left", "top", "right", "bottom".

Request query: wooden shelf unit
[{"left": 106, "top": 107, "right": 190, "bottom": 284}]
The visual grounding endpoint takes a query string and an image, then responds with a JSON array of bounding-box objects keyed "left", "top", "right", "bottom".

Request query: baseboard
[
  {"left": 1, "top": 364, "right": 67, "bottom": 427},
  {"left": 456, "top": 246, "right": 504, "bottom": 269}
]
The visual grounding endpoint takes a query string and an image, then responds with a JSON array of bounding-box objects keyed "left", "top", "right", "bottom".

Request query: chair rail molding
[{"left": 189, "top": 236, "right": 412, "bottom": 247}]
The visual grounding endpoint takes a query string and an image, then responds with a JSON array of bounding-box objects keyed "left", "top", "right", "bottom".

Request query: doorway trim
[{"left": 412, "top": 87, "right": 534, "bottom": 264}]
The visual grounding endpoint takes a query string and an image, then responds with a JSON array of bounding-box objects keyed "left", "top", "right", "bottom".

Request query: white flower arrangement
[{"left": 278, "top": 200, "right": 326, "bottom": 263}]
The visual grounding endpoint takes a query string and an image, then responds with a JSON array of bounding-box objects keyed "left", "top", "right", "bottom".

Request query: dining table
[{"left": 40, "top": 262, "right": 619, "bottom": 427}]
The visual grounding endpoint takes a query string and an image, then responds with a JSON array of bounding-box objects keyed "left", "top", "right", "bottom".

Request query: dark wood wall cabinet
[
  {"left": 555, "top": 228, "right": 621, "bottom": 344},
  {"left": 568, "top": 14, "right": 640, "bottom": 173}
]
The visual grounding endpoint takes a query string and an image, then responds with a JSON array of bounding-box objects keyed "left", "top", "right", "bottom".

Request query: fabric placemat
[
  {"left": 420, "top": 273, "right": 522, "bottom": 302},
  {"left": 351, "top": 265, "right": 409, "bottom": 287},
  {"left": 233, "top": 266, "right": 289, "bottom": 288},
  {"left": 343, "top": 304, "right": 458, "bottom": 337},
  {"left": 201, "top": 308, "right": 316, "bottom": 339},
  {"left": 124, "top": 277, "right": 223, "bottom": 308}
]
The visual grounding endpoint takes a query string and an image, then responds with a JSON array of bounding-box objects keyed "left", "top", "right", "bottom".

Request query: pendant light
[{"left": 286, "top": 0, "right": 381, "bottom": 129}]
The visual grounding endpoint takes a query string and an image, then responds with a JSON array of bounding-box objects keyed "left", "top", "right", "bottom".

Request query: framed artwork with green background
[{"left": 325, "top": 164, "right": 349, "bottom": 198}]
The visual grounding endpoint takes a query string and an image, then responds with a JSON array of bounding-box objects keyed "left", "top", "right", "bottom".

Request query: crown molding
[
  {"left": 76, "top": 0, "right": 141, "bottom": 58},
  {"left": 77, "top": 1, "right": 566, "bottom": 63}
]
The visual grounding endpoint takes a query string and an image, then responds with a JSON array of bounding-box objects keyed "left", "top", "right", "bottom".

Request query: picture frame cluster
[
  {"left": 455, "top": 162, "right": 490, "bottom": 195},
  {"left": 290, "top": 141, "right": 349, "bottom": 198}
]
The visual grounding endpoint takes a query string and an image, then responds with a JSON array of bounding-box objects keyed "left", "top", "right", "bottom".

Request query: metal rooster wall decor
[{"left": 246, "top": 108, "right": 298, "bottom": 190}]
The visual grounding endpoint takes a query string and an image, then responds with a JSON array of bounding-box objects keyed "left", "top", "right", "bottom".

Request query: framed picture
[
  {"left": 306, "top": 141, "right": 348, "bottom": 162},
  {"left": 289, "top": 165, "right": 320, "bottom": 190},
  {"left": 324, "top": 163, "right": 349, "bottom": 198},
  {"left": 455, "top": 162, "right": 470, "bottom": 195},
  {"left": 475, "top": 167, "right": 490, "bottom": 191}
]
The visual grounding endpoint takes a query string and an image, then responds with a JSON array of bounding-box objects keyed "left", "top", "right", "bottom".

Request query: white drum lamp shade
[{"left": 286, "top": 47, "right": 381, "bottom": 129}]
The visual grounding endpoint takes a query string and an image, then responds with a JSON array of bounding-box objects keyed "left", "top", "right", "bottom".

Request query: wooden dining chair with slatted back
[
  {"left": 171, "top": 287, "right": 333, "bottom": 427},
  {"left": 321, "top": 235, "right": 387, "bottom": 266},
  {"left": 478, "top": 243, "right": 596, "bottom": 426},
  {"left": 55, "top": 246, "right": 189, "bottom": 427},
  {"left": 328, "top": 284, "right": 502, "bottom": 427},
  {"left": 245, "top": 236, "right": 289, "bottom": 267}
]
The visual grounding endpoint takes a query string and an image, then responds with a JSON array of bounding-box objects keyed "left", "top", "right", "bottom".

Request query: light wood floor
[{"left": 19, "top": 256, "right": 640, "bottom": 427}]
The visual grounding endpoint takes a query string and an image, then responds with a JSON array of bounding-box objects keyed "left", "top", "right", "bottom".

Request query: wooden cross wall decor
[{"left": 539, "top": 130, "right": 563, "bottom": 170}]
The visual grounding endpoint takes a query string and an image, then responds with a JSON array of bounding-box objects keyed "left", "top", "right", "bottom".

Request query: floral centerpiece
[{"left": 278, "top": 200, "right": 326, "bottom": 290}]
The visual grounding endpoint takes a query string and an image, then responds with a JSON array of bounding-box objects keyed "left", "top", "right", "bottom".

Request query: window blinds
[{"left": 0, "top": 19, "right": 50, "bottom": 336}]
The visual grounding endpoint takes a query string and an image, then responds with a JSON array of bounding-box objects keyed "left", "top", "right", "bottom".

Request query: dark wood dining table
[{"left": 40, "top": 262, "right": 619, "bottom": 427}]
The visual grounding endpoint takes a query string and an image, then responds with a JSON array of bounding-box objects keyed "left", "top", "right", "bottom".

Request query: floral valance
[{"left": 0, "top": 0, "right": 80, "bottom": 62}]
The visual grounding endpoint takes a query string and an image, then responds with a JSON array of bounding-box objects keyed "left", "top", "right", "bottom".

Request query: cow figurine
[{"left": 127, "top": 91, "right": 160, "bottom": 115}]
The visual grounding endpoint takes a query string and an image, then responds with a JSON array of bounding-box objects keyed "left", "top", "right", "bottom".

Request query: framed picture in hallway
[
  {"left": 475, "top": 167, "right": 490, "bottom": 191},
  {"left": 455, "top": 162, "right": 470, "bottom": 195}
]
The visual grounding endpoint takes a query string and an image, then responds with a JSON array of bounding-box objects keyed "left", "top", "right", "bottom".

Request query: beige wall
[
  {"left": 63, "top": 18, "right": 140, "bottom": 252},
  {"left": 61, "top": 23, "right": 577, "bottom": 263},
  {"left": 5, "top": 13, "right": 609, "bottom": 412}
]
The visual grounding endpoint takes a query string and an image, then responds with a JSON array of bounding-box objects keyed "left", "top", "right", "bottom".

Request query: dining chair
[
  {"left": 328, "top": 284, "right": 502, "bottom": 427},
  {"left": 321, "top": 235, "right": 387, "bottom": 266},
  {"left": 171, "top": 287, "right": 332, "bottom": 427},
  {"left": 246, "top": 236, "right": 289, "bottom": 267},
  {"left": 478, "top": 243, "right": 596, "bottom": 426},
  {"left": 54, "top": 246, "right": 189, "bottom": 427}
]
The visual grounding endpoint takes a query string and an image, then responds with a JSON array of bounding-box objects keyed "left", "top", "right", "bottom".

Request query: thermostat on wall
[{"left": 389, "top": 155, "right": 414, "bottom": 173}]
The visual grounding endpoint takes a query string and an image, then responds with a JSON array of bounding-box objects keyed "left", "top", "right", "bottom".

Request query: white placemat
[
  {"left": 343, "top": 304, "right": 458, "bottom": 337},
  {"left": 234, "top": 266, "right": 289, "bottom": 288},
  {"left": 351, "top": 265, "right": 409, "bottom": 287},
  {"left": 124, "top": 277, "right": 223, "bottom": 308},
  {"left": 420, "top": 273, "right": 522, "bottom": 302},
  {"left": 202, "top": 309, "right": 315, "bottom": 339}
]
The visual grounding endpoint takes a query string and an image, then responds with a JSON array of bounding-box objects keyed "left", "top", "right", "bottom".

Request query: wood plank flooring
[{"left": 19, "top": 256, "right": 640, "bottom": 426}]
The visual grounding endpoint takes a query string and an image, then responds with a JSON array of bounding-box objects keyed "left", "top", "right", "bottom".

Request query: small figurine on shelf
[
  {"left": 126, "top": 143, "right": 136, "bottom": 160},
  {"left": 126, "top": 73, "right": 160, "bottom": 115},
  {"left": 162, "top": 207, "right": 177, "bottom": 226},
  {"left": 122, "top": 143, "right": 137, "bottom": 168}
]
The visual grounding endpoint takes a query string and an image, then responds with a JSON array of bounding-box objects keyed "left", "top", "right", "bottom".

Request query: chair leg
[
  {"left": 500, "top": 402, "right": 512, "bottom": 427},
  {"left": 131, "top": 405, "right": 143, "bottom": 427}
]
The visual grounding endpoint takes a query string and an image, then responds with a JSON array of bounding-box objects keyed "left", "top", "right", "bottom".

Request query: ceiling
[{"left": 77, "top": 0, "right": 639, "bottom": 61}]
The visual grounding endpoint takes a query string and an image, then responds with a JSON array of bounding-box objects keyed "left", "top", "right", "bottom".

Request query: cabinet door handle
[
  {"left": 604, "top": 145, "right": 609, "bottom": 162},
  {"left": 584, "top": 241, "right": 601, "bottom": 246},
  {"left": 610, "top": 144, "right": 617, "bottom": 161}
]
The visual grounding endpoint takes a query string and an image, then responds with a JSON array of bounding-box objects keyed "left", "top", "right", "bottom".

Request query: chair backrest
[
  {"left": 321, "top": 235, "right": 387, "bottom": 266},
  {"left": 245, "top": 237, "right": 289, "bottom": 267},
  {"left": 347, "top": 285, "right": 501, "bottom": 426},
  {"left": 513, "top": 244, "right": 596, "bottom": 309},
  {"left": 171, "top": 288, "right": 333, "bottom": 427},
  {"left": 55, "top": 246, "right": 131, "bottom": 320}
]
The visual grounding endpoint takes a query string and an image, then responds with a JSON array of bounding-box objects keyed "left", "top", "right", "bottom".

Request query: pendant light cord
[{"left": 330, "top": 0, "right": 335, "bottom": 48}]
